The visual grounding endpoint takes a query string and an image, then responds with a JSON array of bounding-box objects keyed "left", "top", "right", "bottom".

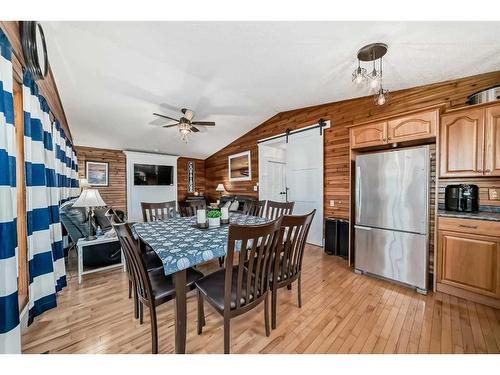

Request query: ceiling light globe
[
  {"left": 354, "top": 74, "right": 364, "bottom": 85},
  {"left": 376, "top": 93, "right": 386, "bottom": 106},
  {"left": 370, "top": 77, "right": 381, "bottom": 89}
]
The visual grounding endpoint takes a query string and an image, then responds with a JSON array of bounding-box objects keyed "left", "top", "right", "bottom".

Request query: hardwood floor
[{"left": 22, "top": 245, "right": 500, "bottom": 354}]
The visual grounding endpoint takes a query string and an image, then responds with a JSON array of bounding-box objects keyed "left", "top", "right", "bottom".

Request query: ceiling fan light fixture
[{"left": 179, "top": 123, "right": 192, "bottom": 143}]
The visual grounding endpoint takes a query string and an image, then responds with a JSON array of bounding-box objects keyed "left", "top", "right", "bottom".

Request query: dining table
[{"left": 132, "top": 211, "right": 270, "bottom": 354}]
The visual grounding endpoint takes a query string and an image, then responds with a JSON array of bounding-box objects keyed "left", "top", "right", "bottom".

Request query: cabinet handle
[
  {"left": 458, "top": 224, "right": 478, "bottom": 229},
  {"left": 485, "top": 169, "right": 491, "bottom": 173}
]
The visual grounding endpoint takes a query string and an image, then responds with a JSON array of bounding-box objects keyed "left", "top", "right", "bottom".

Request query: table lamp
[
  {"left": 216, "top": 184, "right": 225, "bottom": 198},
  {"left": 79, "top": 178, "right": 91, "bottom": 191},
  {"left": 73, "top": 188, "right": 106, "bottom": 241}
]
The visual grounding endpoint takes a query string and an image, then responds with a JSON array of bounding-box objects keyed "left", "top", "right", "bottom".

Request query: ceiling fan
[{"left": 152, "top": 108, "right": 216, "bottom": 143}]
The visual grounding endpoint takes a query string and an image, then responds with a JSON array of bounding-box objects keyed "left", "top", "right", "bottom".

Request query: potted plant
[{"left": 207, "top": 209, "right": 221, "bottom": 228}]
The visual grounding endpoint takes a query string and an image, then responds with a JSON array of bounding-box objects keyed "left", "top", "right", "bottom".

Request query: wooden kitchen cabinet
[
  {"left": 439, "top": 102, "right": 500, "bottom": 178},
  {"left": 437, "top": 217, "right": 500, "bottom": 308},
  {"left": 438, "top": 232, "right": 499, "bottom": 298},
  {"left": 350, "top": 121, "right": 387, "bottom": 149},
  {"left": 350, "top": 108, "right": 439, "bottom": 150},
  {"left": 485, "top": 105, "right": 500, "bottom": 176},
  {"left": 440, "top": 108, "right": 485, "bottom": 177},
  {"left": 387, "top": 109, "right": 437, "bottom": 143}
]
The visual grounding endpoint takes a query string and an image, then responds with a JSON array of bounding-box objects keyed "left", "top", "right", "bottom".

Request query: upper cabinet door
[
  {"left": 350, "top": 121, "right": 387, "bottom": 149},
  {"left": 387, "top": 109, "right": 438, "bottom": 143},
  {"left": 440, "top": 109, "right": 485, "bottom": 177},
  {"left": 485, "top": 105, "right": 500, "bottom": 176}
]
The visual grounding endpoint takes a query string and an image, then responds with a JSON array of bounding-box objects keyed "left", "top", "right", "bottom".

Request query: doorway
[{"left": 258, "top": 122, "right": 327, "bottom": 246}]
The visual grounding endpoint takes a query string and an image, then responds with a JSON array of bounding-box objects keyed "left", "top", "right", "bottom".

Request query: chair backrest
[
  {"left": 243, "top": 200, "right": 266, "bottom": 217},
  {"left": 113, "top": 222, "right": 154, "bottom": 305},
  {"left": 104, "top": 208, "right": 124, "bottom": 224},
  {"left": 265, "top": 200, "right": 295, "bottom": 220},
  {"left": 224, "top": 218, "right": 282, "bottom": 311},
  {"left": 189, "top": 200, "right": 206, "bottom": 214},
  {"left": 178, "top": 202, "right": 193, "bottom": 217},
  {"left": 275, "top": 210, "right": 316, "bottom": 283},
  {"left": 141, "top": 201, "right": 177, "bottom": 222}
]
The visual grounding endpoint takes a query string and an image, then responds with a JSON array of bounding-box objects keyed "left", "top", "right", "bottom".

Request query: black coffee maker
[{"left": 445, "top": 184, "right": 479, "bottom": 212}]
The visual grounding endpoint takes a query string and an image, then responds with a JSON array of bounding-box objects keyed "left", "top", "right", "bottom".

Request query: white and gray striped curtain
[
  {"left": 23, "top": 70, "right": 79, "bottom": 325},
  {"left": 0, "top": 28, "right": 20, "bottom": 353}
]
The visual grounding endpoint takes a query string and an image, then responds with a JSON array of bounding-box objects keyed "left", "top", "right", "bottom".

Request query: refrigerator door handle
[{"left": 356, "top": 166, "right": 361, "bottom": 223}]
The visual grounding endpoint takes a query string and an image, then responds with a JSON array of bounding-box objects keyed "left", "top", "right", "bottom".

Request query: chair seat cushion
[
  {"left": 148, "top": 267, "right": 204, "bottom": 302},
  {"left": 195, "top": 266, "right": 258, "bottom": 310}
]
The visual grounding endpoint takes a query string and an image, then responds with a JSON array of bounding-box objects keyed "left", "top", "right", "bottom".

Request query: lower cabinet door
[{"left": 438, "top": 231, "right": 500, "bottom": 298}]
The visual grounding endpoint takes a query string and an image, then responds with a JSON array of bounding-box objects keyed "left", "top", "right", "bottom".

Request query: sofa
[
  {"left": 59, "top": 199, "right": 124, "bottom": 267},
  {"left": 219, "top": 195, "right": 257, "bottom": 212}
]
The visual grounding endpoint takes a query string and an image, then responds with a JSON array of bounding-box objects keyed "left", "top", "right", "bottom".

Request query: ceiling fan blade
[
  {"left": 190, "top": 126, "right": 200, "bottom": 132},
  {"left": 162, "top": 123, "right": 180, "bottom": 128},
  {"left": 153, "top": 112, "right": 180, "bottom": 122},
  {"left": 149, "top": 117, "right": 171, "bottom": 126},
  {"left": 191, "top": 121, "right": 216, "bottom": 126}
]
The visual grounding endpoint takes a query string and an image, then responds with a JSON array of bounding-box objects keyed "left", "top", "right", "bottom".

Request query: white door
[
  {"left": 258, "top": 142, "right": 287, "bottom": 202},
  {"left": 286, "top": 130, "right": 324, "bottom": 246},
  {"left": 266, "top": 161, "right": 286, "bottom": 202}
]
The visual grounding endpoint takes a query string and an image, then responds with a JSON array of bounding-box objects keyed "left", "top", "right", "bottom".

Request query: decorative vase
[{"left": 208, "top": 217, "right": 221, "bottom": 228}]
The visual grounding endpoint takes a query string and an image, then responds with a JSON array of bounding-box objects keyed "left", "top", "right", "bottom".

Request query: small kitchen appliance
[{"left": 445, "top": 184, "right": 479, "bottom": 213}]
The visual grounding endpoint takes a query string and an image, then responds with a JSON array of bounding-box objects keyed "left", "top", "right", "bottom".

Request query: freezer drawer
[{"left": 354, "top": 226, "right": 428, "bottom": 290}]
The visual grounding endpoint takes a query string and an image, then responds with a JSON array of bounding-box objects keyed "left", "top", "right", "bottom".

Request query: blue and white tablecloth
[{"left": 133, "top": 212, "right": 270, "bottom": 276}]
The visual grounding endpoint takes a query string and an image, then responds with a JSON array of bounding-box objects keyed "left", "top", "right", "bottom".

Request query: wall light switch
[
  {"left": 489, "top": 188, "right": 499, "bottom": 200},
  {"left": 329, "top": 200, "right": 335, "bottom": 207},
  {"left": 253, "top": 185, "right": 258, "bottom": 192}
]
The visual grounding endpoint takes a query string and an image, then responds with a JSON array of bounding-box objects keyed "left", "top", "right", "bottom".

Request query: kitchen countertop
[{"left": 438, "top": 210, "right": 500, "bottom": 222}]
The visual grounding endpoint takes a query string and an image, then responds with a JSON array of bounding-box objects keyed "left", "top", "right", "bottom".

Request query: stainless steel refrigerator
[{"left": 354, "top": 146, "right": 429, "bottom": 293}]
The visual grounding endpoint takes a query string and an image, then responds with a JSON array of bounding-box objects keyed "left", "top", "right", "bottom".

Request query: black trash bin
[{"left": 324, "top": 218, "right": 349, "bottom": 259}]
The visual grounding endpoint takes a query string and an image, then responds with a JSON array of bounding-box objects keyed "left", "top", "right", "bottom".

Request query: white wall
[{"left": 124, "top": 151, "right": 179, "bottom": 222}]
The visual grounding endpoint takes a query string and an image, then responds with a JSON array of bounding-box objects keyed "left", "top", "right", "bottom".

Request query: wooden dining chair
[
  {"left": 243, "top": 200, "right": 266, "bottom": 217},
  {"left": 141, "top": 201, "right": 177, "bottom": 222},
  {"left": 112, "top": 221, "right": 204, "bottom": 354},
  {"left": 195, "top": 218, "right": 282, "bottom": 354},
  {"left": 190, "top": 200, "right": 207, "bottom": 214},
  {"left": 178, "top": 201, "right": 192, "bottom": 217},
  {"left": 265, "top": 200, "right": 295, "bottom": 220},
  {"left": 270, "top": 210, "right": 315, "bottom": 329}
]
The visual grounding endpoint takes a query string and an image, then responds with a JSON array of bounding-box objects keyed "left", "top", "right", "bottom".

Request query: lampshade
[
  {"left": 79, "top": 178, "right": 91, "bottom": 189},
  {"left": 215, "top": 184, "right": 225, "bottom": 192},
  {"left": 73, "top": 189, "right": 106, "bottom": 208}
]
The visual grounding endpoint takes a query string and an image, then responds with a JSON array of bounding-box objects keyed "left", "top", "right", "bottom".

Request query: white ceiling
[{"left": 42, "top": 21, "right": 500, "bottom": 159}]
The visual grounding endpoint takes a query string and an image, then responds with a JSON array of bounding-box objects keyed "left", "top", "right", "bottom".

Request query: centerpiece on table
[{"left": 207, "top": 209, "right": 222, "bottom": 228}]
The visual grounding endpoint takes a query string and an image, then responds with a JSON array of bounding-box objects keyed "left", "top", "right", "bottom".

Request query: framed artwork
[
  {"left": 86, "top": 161, "right": 109, "bottom": 186},
  {"left": 228, "top": 151, "right": 251, "bottom": 182}
]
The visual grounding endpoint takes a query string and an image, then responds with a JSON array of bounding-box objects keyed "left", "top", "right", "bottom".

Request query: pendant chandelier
[{"left": 352, "top": 43, "right": 389, "bottom": 105}]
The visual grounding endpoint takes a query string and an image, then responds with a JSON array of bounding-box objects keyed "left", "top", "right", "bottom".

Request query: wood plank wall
[
  {"left": 205, "top": 70, "right": 500, "bottom": 220},
  {"left": 75, "top": 146, "right": 127, "bottom": 212},
  {"left": 177, "top": 157, "right": 206, "bottom": 202},
  {"left": 0, "top": 21, "right": 72, "bottom": 142}
]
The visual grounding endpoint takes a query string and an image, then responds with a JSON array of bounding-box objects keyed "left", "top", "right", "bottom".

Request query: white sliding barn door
[{"left": 285, "top": 129, "right": 324, "bottom": 246}]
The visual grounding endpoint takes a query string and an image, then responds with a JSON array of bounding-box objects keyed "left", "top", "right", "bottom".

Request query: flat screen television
[{"left": 134, "top": 164, "right": 173, "bottom": 186}]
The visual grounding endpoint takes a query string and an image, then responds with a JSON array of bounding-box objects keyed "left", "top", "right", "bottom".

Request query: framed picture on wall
[
  {"left": 86, "top": 161, "right": 109, "bottom": 186},
  {"left": 228, "top": 151, "right": 251, "bottom": 181}
]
